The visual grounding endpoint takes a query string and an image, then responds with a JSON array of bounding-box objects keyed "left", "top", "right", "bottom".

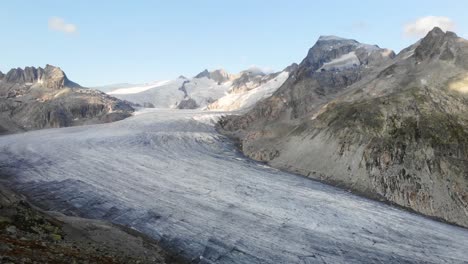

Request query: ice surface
[{"left": 0, "top": 109, "right": 467, "bottom": 263}]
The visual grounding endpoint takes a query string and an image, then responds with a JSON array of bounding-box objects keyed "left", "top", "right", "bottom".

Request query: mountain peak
[
  {"left": 424, "top": 27, "right": 458, "bottom": 40},
  {"left": 194, "top": 69, "right": 210, "bottom": 79},
  {"left": 318, "top": 35, "right": 354, "bottom": 42},
  {"left": 194, "top": 68, "right": 232, "bottom": 83},
  {"left": 427, "top": 26, "right": 445, "bottom": 36},
  {"left": 302, "top": 35, "right": 391, "bottom": 71},
  {"left": 4, "top": 65, "right": 80, "bottom": 89},
  {"left": 415, "top": 27, "right": 460, "bottom": 62}
]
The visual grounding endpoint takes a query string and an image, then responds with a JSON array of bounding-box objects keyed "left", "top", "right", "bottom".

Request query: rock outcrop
[
  {"left": 218, "top": 28, "right": 468, "bottom": 227},
  {"left": 0, "top": 184, "right": 185, "bottom": 263},
  {"left": 0, "top": 65, "right": 133, "bottom": 133},
  {"left": 194, "top": 69, "right": 233, "bottom": 84}
]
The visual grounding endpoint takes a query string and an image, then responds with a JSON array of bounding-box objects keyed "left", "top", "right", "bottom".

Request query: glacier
[{"left": 0, "top": 109, "right": 467, "bottom": 263}]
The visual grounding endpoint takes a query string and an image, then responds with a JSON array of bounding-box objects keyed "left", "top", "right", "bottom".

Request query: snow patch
[
  {"left": 108, "top": 80, "right": 171, "bottom": 95},
  {"left": 318, "top": 52, "right": 360, "bottom": 71}
]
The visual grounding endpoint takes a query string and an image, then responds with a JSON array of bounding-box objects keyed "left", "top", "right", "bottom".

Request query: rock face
[
  {"left": 176, "top": 98, "right": 198, "bottom": 109},
  {"left": 0, "top": 65, "right": 134, "bottom": 134},
  {"left": 194, "top": 69, "right": 233, "bottom": 84},
  {"left": 4, "top": 65, "right": 80, "bottom": 89},
  {"left": 218, "top": 28, "right": 468, "bottom": 227}
]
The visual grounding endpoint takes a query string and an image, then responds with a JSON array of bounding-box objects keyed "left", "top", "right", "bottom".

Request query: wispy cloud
[
  {"left": 403, "top": 16, "right": 455, "bottom": 38},
  {"left": 246, "top": 65, "right": 274, "bottom": 74},
  {"left": 48, "top": 17, "right": 78, "bottom": 34}
]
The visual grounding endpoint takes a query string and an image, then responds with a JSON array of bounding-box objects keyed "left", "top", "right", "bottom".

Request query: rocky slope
[
  {"left": 218, "top": 28, "right": 468, "bottom": 227},
  {"left": 0, "top": 183, "right": 185, "bottom": 263},
  {"left": 0, "top": 65, "right": 134, "bottom": 134}
]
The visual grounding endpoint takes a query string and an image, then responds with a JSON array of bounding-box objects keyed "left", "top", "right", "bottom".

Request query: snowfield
[
  {"left": 108, "top": 80, "right": 172, "bottom": 95},
  {"left": 207, "top": 72, "right": 289, "bottom": 111},
  {"left": 1, "top": 109, "right": 468, "bottom": 263},
  {"left": 110, "top": 77, "right": 232, "bottom": 109}
]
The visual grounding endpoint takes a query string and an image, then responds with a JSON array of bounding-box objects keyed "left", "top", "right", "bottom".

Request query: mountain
[
  {"left": 194, "top": 68, "right": 234, "bottom": 83},
  {"left": 207, "top": 64, "right": 298, "bottom": 111},
  {"left": 107, "top": 68, "right": 290, "bottom": 111},
  {"left": 107, "top": 75, "right": 227, "bottom": 109},
  {"left": 218, "top": 27, "right": 468, "bottom": 227},
  {"left": 0, "top": 65, "right": 133, "bottom": 134}
]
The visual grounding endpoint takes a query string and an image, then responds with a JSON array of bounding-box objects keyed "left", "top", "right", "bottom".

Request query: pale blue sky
[{"left": 1, "top": 0, "right": 466, "bottom": 86}]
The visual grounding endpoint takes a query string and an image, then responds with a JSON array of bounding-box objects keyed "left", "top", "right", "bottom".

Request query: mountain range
[
  {"left": 99, "top": 65, "right": 297, "bottom": 111},
  {"left": 1, "top": 27, "right": 467, "bottom": 229}
]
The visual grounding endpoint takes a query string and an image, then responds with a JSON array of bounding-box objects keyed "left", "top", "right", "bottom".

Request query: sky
[{"left": 0, "top": 0, "right": 467, "bottom": 86}]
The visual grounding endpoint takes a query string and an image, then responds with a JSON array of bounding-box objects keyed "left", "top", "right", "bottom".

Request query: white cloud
[
  {"left": 404, "top": 16, "right": 455, "bottom": 38},
  {"left": 48, "top": 17, "right": 77, "bottom": 34},
  {"left": 246, "top": 65, "right": 274, "bottom": 74}
]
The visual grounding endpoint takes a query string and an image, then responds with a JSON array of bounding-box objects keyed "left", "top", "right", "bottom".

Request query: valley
[{"left": 1, "top": 109, "right": 467, "bottom": 263}]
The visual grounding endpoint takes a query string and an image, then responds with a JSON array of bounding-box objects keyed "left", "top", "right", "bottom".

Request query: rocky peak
[
  {"left": 5, "top": 67, "right": 36, "bottom": 83},
  {"left": 302, "top": 35, "right": 394, "bottom": 72},
  {"left": 209, "top": 69, "right": 232, "bottom": 83},
  {"left": 3, "top": 64, "right": 79, "bottom": 89},
  {"left": 0, "top": 71, "right": 4, "bottom": 80},
  {"left": 283, "top": 63, "right": 299, "bottom": 73},
  {"left": 194, "top": 69, "right": 210, "bottom": 79},
  {"left": 194, "top": 69, "right": 232, "bottom": 83},
  {"left": 415, "top": 27, "right": 460, "bottom": 62}
]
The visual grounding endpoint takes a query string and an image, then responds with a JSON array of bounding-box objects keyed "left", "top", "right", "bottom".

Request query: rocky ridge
[
  {"left": 218, "top": 28, "right": 468, "bottom": 227},
  {"left": 0, "top": 65, "right": 133, "bottom": 134}
]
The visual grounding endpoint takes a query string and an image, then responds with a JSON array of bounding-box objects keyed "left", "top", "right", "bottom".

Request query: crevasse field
[{"left": 0, "top": 109, "right": 467, "bottom": 264}]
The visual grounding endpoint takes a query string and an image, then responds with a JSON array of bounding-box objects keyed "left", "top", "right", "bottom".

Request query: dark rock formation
[
  {"left": 0, "top": 184, "right": 185, "bottom": 263},
  {"left": 0, "top": 65, "right": 134, "bottom": 133},
  {"left": 283, "top": 63, "right": 299, "bottom": 73},
  {"left": 143, "top": 102, "right": 155, "bottom": 108},
  {"left": 176, "top": 98, "right": 198, "bottom": 109},
  {"left": 218, "top": 28, "right": 468, "bottom": 227}
]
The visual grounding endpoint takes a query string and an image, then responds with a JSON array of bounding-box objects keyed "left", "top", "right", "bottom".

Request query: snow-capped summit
[
  {"left": 303, "top": 35, "right": 396, "bottom": 72},
  {"left": 317, "top": 35, "right": 352, "bottom": 42}
]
